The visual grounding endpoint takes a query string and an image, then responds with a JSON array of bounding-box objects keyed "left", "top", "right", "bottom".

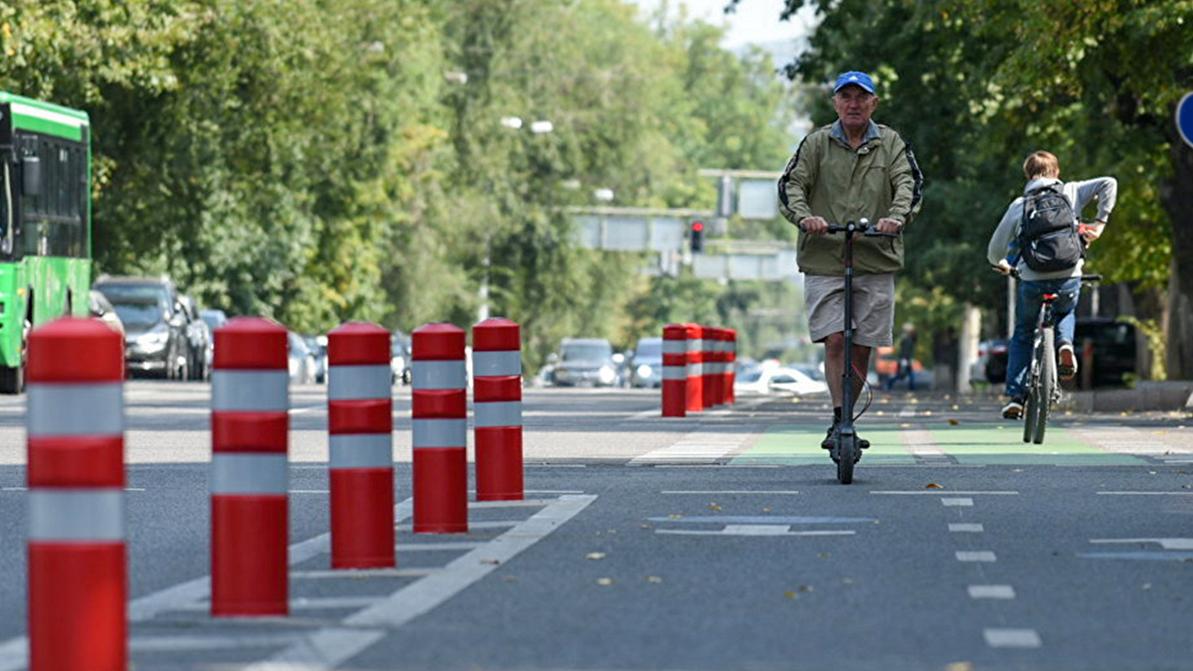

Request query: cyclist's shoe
[
  {"left": 1058, "top": 344, "right": 1078, "bottom": 380},
  {"left": 821, "top": 423, "right": 870, "bottom": 449},
  {"left": 1001, "top": 398, "right": 1025, "bottom": 420}
]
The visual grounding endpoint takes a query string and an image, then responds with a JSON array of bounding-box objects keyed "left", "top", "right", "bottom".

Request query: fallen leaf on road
[
  {"left": 640, "top": 523, "right": 652, "bottom": 529},
  {"left": 925, "top": 483, "right": 942, "bottom": 489},
  {"left": 924, "top": 410, "right": 934, "bottom": 416},
  {"left": 646, "top": 576, "right": 663, "bottom": 584},
  {"left": 596, "top": 577, "right": 614, "bottom": 586},
  {"left": 900, "top": 423, "right": 912, "bottom": 428},
  {"left": 951, "top": 404, "right": 960, "bottom": 411},
  {"left": 876, "top": 410, "right": 885, "bottom": 416},
  {"left": 784, "top": 591, "right": 798, "bottom": 600},
  {"left": 668, "top": 514, "right": 683, "bottom": 520},
  {"left": 586, "top": 552, "right": 606, "bottom": 561},
  {"left": 502, "top": 575, "right": 518, "bottom": 583},
  {"left": 945, "top": 663, "right": 974, "bottom": 671},
  {"left": 797, "top": 584, "right": 813, "bottom": 593},
  {"left": 762, "top": 507, "right": 772, "bottom": 513},
  {"left": 707, "top": 502, "right": 722, "bottom": 512},
  {"left": 818, "top": 552, "right": 831, "bottom": 559},
  {"left": 1142, "top": 583, "right": 1152, "bottom": 590},
  {"left": 842, "top": 577, "right": 854, "bottom": 585},
  {"left": 947, "top": 418, "right": 959, "bottom": 426},
  {"left": 481, "top": 559, "right": 500, "bottom": 565}
]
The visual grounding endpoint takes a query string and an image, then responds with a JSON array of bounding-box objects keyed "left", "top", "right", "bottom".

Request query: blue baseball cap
[{"left": 833, "top": 71, "right": 875, "bottom": 95}]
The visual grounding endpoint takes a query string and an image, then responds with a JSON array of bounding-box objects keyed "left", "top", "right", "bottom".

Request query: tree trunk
[{"left": 1162, "top": 120, "right": 1193, "bottom": 379}]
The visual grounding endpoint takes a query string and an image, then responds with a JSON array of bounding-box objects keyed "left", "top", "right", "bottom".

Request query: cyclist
[
  {"left": 778, "top": 70, "right": 924, "bottom": 449},
  {"left": 987, "top": 150, "right": 1116, "bottom": 419}
]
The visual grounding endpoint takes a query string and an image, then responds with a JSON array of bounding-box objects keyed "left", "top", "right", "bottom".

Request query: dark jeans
[{"left": 1005, "top": 276, "right": 1080, "bottom": 400}]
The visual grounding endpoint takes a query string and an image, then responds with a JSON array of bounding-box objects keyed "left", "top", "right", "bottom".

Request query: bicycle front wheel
[
  {"left": 837, "top": 439, "right": 854, "bottom": 484},
  {"left": 1033, "top": 329, "right": 1056, "bottom": 444}
]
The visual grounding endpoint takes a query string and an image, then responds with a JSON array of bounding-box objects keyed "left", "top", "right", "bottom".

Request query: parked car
[
  {"left": 94, "top": 276, "right": 192, "bottom": 379},
  {"left": 287, "top": 331, "right": 318, "bottom": 385},
  {"left": 199, "top": 309, "right": 228, "bottom": 375},
  {"left": 304, "top": 335, "right": 327, "bottom": 384},
  {"left": 969, "top": 338, "right": 1009, "bottom": 385},
  {"left": 1075, "top": 318, "right": 1138, "bottom": 387},
  {"left": 177, "top": 295, "right": 210, "bottom": 381},
  {"left": 550, "top": 338, "right": 621, "bottom": 387},
  {"left": 735, "top": 366, "right": 828, "bottom": 396},
  {"left": 391, "top": 331, "right": 411, "bottom": 385},
  {"left": 629, "top": 336, "right": 663, "bottom": 388},
  {"left": 88, "top": 290, "right": 124, "bottom": 334}
]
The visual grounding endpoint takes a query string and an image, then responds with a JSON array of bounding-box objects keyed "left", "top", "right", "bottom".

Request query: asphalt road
[{"left": 0, "top": 381, "right": 1191, "bottom": 670}]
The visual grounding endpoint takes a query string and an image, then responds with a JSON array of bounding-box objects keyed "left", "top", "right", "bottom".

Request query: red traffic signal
[{"left": 689, "top": 220, "right": 705, "bottom": 253}]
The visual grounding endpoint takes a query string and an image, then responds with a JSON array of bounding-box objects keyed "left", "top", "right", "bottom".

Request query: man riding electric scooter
[{"left": 777, "top": 71, "right": 924, "bottom": 470}]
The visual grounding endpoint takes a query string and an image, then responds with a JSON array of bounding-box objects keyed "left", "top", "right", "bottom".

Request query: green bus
[{"left": 0, "top": 92, "right": 92, "bottom": 392}]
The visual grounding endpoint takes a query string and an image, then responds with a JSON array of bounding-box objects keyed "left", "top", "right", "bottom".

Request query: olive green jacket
[{"left": 778, "top": 121, "right": 924, "bottom": 276}]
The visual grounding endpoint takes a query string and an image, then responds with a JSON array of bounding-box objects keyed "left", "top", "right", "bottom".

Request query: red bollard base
[
  {"left": 29, "top": 543, "right": 126, "bottom": 671},
  {"left": 413, "top": 448, "right": 468, "bottom": 533},
  {"left": 475, "top": 427, "right": 524, "bottom": 501},
  {"left": 211, "top": 495, "right": 288, "bottom": 616},
  {"left": 662, "top": 380, "right": 686, "bottom": 417},
  {"left": 331, "top": 468, "right": 396, "bottom": 569}
]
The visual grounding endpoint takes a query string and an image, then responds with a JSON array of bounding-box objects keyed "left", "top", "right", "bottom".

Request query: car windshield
[
  {"left": 111, "top": 298, "right": 165, "bottom": 328},
  {"left": 739, "top": 370, "right": 764, "bottom": 383},
  {"left": 201, "top": 314, "right": 223, "bottom": 330},
  {"left": 635, "top": 340, "right": 662, "bottom": 358},
  {"left": 797, "top": 366, "right": 825, "bottom": 381},
  {"left": 562, "top": 342, "right": 611, "bottom": 361}
]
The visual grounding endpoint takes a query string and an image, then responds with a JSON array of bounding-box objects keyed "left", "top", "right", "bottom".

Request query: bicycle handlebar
[
  {"left": 994, "top": 265, "right": 1103, "bottom": 284},
  {"left": 805, "top": 218, "right": 898, "bottom": 238}
]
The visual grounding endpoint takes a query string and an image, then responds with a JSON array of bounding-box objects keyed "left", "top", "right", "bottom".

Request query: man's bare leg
[{"left": 823, "top": 332, "right": 873, "bottom": 410}]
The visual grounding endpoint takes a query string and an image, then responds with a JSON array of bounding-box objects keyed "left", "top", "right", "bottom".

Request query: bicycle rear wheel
[{"left": 1032, "top": 329, "right": 1056, "bottom": 444}]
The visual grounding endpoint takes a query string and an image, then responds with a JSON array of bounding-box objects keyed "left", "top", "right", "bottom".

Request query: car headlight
[
  {"left": 636, "top": 364, "right": 653, "bottom": 379},
  {"left": 598, "top": 365, "right": 616, "bottom": 384}
]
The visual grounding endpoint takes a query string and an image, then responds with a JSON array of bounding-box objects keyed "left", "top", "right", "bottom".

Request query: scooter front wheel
[{"left": 836, "top": 435, "right": 856, "bottom": 484}]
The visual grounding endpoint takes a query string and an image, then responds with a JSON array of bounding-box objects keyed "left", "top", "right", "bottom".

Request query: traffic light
[{"left": 689, "top": 220, "right": 705, "bottom": 253}]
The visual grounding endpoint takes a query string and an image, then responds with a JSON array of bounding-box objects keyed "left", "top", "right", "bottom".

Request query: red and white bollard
[
  {"left": 661, "top": 324, "right": 687, "bottom": 417},
  {"left": 27, "top": 318, "right": 126, "bottom": 671},
  {"left": 709, "top": 327, "right": 724, "bottom": 407},
  {"left": 472, "top": 318, "right": 523, "bottom": 501},
  {"left": 327, "top": 322, "right": 395, "bottom": 569},
  {"left": 701, "top": 326, "right": 716, "bottom": 410},
  {"left": 725, "top": 329, "right": 737, "bottom": 405},
  {"left": 685, "top": 323, "right": 703, "bottom": 413},
  {"left": 412, "top": 323, "right": 468, "bottom": 533},
  {"left": 210, "top": 317, "right": 289, "bottom": 616}
]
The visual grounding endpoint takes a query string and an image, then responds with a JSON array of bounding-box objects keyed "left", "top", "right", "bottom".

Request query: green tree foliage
[
  {"left": 779, "top": 0, "right": 1193, "bottom": 373},
  {"left": 0, "top": 0, "right": 800, "bottom": 369}
]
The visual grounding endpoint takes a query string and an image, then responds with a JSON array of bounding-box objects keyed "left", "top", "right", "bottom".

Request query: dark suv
[{"left": 93, "top": 277, "right": 192, "bottom": 379}]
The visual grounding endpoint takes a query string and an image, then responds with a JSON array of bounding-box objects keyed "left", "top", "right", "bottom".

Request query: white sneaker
[{"left": 1058, "top": 344, "right": 1077, "bottom": 380}]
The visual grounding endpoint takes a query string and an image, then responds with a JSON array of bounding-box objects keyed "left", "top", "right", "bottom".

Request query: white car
[{"left": 735, "top": 366, "right": 828, "bottom": 396}]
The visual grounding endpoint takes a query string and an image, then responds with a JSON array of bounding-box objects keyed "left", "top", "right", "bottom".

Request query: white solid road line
[
  {"left": 396, "top": 520, "right": 519, "bottom": 531},
  {"left": 291, "top": 568, "right": 439, "bottom": 580},
  {"left": 655, "top": 527, "right": 855, "bottom": 538},
  {"left": 941, "top": 497, "right": 974, "bottom": 507},
  {"left": 174, "top": 596, "right": 381, "bottom": 612},
  {"left": 871, "top": 490, "right": 1019, "bottom": 495},
  {"left": 1097, "top": 491, "right": 1193, "bottom": 496},
  {"left": 1089, "top": 538, "right": 1193, "bottom": 550},
  {"left": 2, "top": 486, "right": 146, "bottom": 492},
  {"left": 968, "top": 585, "right": 1016, "bottom": 599},
  {"left": 395, "top": 542, "right": 485, "bottom": 552},
  {"left": 984, "top": 628, "right": 1042, "bottom": 648},
  {"left": 659, "top": 490, "right": 800, "bottom": 495},
  {"left": 949, "top": 523, "right": 985, "bottom": 533},
  {"left": 469, "top": 499, "right": 555, "bottom": 508},
  {"left": 129, "top": 634, "right": 309, "bottom": 652},
  {"left": 956, "top": 551, "right": 997, "bottom": 562},
  {"left": 247, "top": 494, "right": 597, "bottom": 670}
]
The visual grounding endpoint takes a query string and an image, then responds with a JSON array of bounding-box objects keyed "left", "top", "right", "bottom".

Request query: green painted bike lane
[{"left": 732, "top": 422, "right": 1146, "bottom": 466}]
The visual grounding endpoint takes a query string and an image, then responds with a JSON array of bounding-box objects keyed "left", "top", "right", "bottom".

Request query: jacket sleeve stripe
[
  {"left": 904, "top": 142, "right": 924, "bottom": 214},
  {"left": 777, "top": 136, "right": 809, "bottom": 210}
]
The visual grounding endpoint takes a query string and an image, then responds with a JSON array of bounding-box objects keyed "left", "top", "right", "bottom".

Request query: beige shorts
[{"left": 804, "top": 273, "right": 896, "bottom": 347}]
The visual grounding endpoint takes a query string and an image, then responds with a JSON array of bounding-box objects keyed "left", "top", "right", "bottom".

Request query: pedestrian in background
[
  {"left": 886, "top": 322, "right": 917, "bottom": 391},
  {"left": 778, "top": 70, "right": 924, "bottom": 450}
]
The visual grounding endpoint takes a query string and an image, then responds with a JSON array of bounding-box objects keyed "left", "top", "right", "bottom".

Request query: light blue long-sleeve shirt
[{"left": 986, "top": 176, "right": 1117, "bottom": 281}]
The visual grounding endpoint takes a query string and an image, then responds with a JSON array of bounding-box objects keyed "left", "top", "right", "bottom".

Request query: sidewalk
[{"left": 1060, "top": 380, "right": 1193, "bottom": 413}]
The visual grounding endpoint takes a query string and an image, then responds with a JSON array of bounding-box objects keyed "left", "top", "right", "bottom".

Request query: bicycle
[
  {"left": 1002, "top": 267, "right": 1101, "bottom": 444},
  {"left": 806, "top": 218, "right": 892, "bottom": 484}
]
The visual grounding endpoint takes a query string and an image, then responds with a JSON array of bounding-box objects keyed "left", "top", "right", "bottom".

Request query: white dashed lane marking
[
  {"left": 968, "top": 585, "right": 1016, "bottom": 599},
  {"left": 955, "top": 551, "right": 997, "bottom": 562},
  {"left": 949, "top": 523, "right": 984, "bottom": 533},
  {"left": 941, "top": 497, "right": 974, "bottom": 507},
  {"left": 984, "top": 628, "right": 1042, "bottom": 649}
]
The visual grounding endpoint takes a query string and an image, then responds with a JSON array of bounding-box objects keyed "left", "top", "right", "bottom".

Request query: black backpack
[{"left": 1019, "top": 185, "right": 1083, "bottom": 272}]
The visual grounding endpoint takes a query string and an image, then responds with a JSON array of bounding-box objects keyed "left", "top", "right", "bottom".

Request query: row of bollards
[
  {"left": 24, "top": 316, "right": 524, "bottom": 670},
  {"left": 661, "top": 323, "right": 736, "bottom": 417}
]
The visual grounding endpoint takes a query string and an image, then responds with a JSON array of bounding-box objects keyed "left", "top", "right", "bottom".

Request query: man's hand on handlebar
[
  {"left": 799, "top": 216, "right": 829, "bottom": 236},
  {"left": 993, "top": 259, "right": 1015, "bottom": 276},
  {"left": 875, "top": 217, "right": 903, "bottom": 235}
]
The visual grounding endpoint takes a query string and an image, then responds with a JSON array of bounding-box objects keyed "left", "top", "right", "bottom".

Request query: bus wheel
[{"left": 0, "top": 320, "right": 31, "bottom": 394}]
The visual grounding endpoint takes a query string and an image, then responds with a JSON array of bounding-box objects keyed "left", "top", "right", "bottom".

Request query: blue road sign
[{"left": 1178, "top": 92, "right": 1193, "bottom": 149}]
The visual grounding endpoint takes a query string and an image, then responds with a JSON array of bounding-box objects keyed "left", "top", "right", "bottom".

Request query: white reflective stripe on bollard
[
  {"left": 412, "top": 361, "right": 467, "bottom": 390},
  {"left": 328, "top": 365, "right": 392, "bottom": 401},
  {"left": 687, "top": 339, "right": 704, "bottom": 353},
  {"left": 210, "top": 453, "right": 288, "bottom": 494},
  {"left": 28, "top": 489, "right": 123, "bottom": 541},
  {"left": 27, "top": 383, "right": 123, "bottom": 437},
  {"left": 329, "top": 434, "right": 394, "bottom": 469},
  {"left": 472, "top": 351, "right": 521, "bottom": 377},
  {"left": 412, "top": 419, "right": 467, "bottom": 447},
  {"left": 686, "top": 363, "right": 703, "bottom": 376},
  {"left": 211, "top": 370, "right": 289, "bottom": 412},
  {"left": 662, "top": 340, "right": 687, "bottom": 355},
  {"left": 474, "top": 401, "right": 522, "bottom": 428},
  {"left": 662, "top": 366, "right": 687, "bottom": 380}
]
